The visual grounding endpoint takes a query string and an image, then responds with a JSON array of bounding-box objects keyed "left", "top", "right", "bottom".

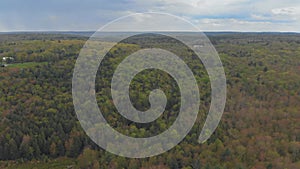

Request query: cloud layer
[{"left": 0, "top": 0, "right": 299, "bottom": 32}]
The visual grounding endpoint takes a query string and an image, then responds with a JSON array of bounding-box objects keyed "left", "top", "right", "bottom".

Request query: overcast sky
[{"left": 1, "top": 0, "right": 300, "bottom": 32}]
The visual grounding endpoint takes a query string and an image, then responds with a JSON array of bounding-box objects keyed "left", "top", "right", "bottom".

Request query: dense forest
[{"left": 0, "top": 33, "right": 299, "bottom": 169}]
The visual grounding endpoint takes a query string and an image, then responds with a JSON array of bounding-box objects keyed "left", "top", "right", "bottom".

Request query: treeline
[{"left": 0, "top": 38, "right": 84, "bottom": 63}]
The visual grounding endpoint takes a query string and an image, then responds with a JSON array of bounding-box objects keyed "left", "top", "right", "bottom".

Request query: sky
[{"left": 0, "top": 0, "right": 300, "bottom": 32}]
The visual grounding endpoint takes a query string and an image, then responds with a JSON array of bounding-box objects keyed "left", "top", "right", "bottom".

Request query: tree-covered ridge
[{"left": 0, "top": 33, "right": 299, "bottom": 169}]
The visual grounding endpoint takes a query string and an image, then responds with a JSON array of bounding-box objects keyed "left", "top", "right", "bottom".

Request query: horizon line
[{"left": 0, "top": 30, "right": 300, "bottom": 34}]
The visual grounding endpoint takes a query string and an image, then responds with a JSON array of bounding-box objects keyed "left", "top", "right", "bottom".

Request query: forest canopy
[{"left": 0, "top": 33, "right": 299, "bottom": 169}]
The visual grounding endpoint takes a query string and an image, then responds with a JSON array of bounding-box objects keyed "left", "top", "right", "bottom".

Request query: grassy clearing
[
  {"left": 6, "top": 62, "right": 47, "bottom": 69},
  {"left": 1, "top": 158, "right": 76, "bottom": 169}
]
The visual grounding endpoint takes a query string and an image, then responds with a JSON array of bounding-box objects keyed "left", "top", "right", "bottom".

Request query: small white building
[{"left": 2, "top": 57, "right": 14, "bottom": 62}]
